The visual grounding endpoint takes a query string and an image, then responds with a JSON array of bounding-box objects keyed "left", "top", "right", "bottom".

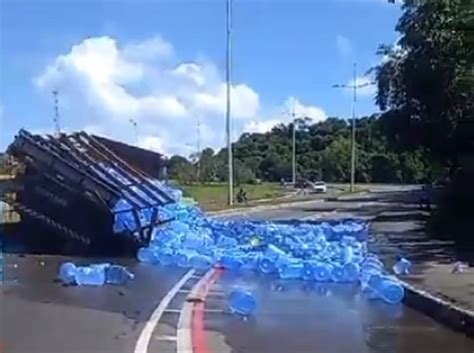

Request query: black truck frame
[{"left": 1, "top": 129, "right": 175, "bottom": 255}]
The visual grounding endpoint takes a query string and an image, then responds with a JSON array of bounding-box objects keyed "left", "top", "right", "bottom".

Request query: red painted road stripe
[{"left": 192, "top": 268, "right": 222, "bottom": 353}]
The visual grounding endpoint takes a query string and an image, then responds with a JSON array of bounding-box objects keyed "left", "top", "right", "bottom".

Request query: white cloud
[
  {"left": 139, "top": 135, "right": 166, "bottom": 154},
  {"left": 34, "top": 35, "right": 325, "bottom": 156},
  {"left": 336, "top": 35, "right": 352, "bottom": 58},
  {"left": 123, "top": 36, "right": 174, "bottom": 62},
  {"left": 244, "top": 119, "right": 281, "bottom": 134},
  {"left": 244, "top": 98, "right": 327, "bottom": 134}
]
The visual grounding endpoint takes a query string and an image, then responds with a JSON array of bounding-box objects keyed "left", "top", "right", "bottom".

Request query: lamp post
[
  {"left": 129, "top": 118, "right": 138, "bottom": 145},
  {"left": 225, "top": 0, "right": 233, "bottom": 205},
  {"left": 333, "top": 63, "right": 375, "bottom": 192}
]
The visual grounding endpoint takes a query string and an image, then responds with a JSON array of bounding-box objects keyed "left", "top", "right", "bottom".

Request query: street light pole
[
  {"left": 291, "top": 100, "right": 296, "bottom": 185},
  {"left": 333, "top": 63, "right": 375, "bottom": 193},
  {"left": 129, "top": 118, "right": 138, "bottom": 145},
  {"left": 350, "top": 63, "right": 357, "bottom": 193},
  {"left": 225, "top": 0, "right": 233, "bottom": 205}
]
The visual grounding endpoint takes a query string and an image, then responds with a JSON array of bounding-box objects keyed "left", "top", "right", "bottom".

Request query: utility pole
[
  {"left": 52, "top": 90, "right": 61, "bottom": 136},
  {"left": 196, "top": 116, "right": 201, "bottom": 182},
  {"left": 129, "top": 118, "right": 138, "bottom": 144},
  {"left": 226, "top": 0, "right": 233, "bottom": 205},
  {"left": 291, "top": 99, "right": 296, "bottom": 185},
  {"left": 350, "top": 63, "right": 357, "bottom": 193},
  {"left": 332, "top": 63, "right": 375, "bottom": 193}
]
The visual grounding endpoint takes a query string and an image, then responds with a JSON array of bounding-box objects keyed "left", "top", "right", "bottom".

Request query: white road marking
[
  {"left": 163, "top": 308, "right": 182, "bottom": 314},
  {"left": 134, "top": 270, "right": 195, "bottom": 353},
  {"left": 155, "top": 335, "right": 178, "bottom": 342}
]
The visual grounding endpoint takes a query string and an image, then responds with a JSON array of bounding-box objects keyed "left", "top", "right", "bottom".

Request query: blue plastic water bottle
[
  {"left": 75, "top": 266, "right": 106, "bottom": 286},
  {"left": 278, "top": 262, "right": 303, "bottom": 279},
  {"left": 302, "top": 262, "right": 316, "bottom": 281},
  {"left": 343, "top": 262, "right": 360, "bottom": 282},
  {"left": 159, "top": 248, "right": 175, "bottom": 266},
  {"left": 137, "top": 247, "right": 158, "bottom": 264},
  {"left": 175, "top": 249, "right": 197, "bottom": 268},
  {"left": 59, "top": 262, "right": 77, "bottom": 284},
  {"left": 393, "top": 258, "right": 411, "bottom": 275},
  {"left": 342, "top": 245, "right": 354, "bottom": 264},
  {"left": 228, "top": 289, "right": 257, "bottom": 316},
  {"left": 105, "top": 265, "right": 134, "bottom": 284},
  {"left": 258, "top": 256, "right": 276, "bottom": 274},
  {"left": 221, "top": 254, "right": 243, "bottom": 271},
  {"left": 372, "top": 276, "right": 405, "bottom": 304},
  {"left": 314, "top": 262, "right": 332, "bottom": 282},
  {"left": 190, "top": 254, "right": 213, "bottom": 271},
  {"left": 216, "top": 235, "right": 238, "bottom": 248},
  {"left": 331, "top": 264, "right": 346, "bottom": 282},
  {"left": 266, "top": 244, "right": 288, "bottom": 259},
  {"left": 241, "top": 252, "right": 259, "bottom": 271}
]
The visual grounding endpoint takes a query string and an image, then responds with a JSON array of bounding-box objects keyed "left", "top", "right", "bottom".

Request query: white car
[{"left": 312, "top": 181, "right": 327, "bottom": 193}]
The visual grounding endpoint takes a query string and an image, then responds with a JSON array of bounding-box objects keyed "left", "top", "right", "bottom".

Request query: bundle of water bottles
[
  {"left": 137, "top": 201, "right": 406, "bottom": 305},
  {"left": 58, "top": 262, "right": 134, "bottom": 286}
]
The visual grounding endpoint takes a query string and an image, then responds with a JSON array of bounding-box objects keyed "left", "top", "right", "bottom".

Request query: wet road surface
[
  {"left": 203, "top": 271, "right": 473, "bottom": 353},
  {"left": 1, "top": 255, "right": 189, "bottom": 353},
  {"left": 2, "top": 187, "right": 474, "bottom": 353}
]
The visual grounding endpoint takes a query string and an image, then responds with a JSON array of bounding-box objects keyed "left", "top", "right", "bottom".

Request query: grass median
[{"left": 178, "top": 182, "right": 285, "bottom": 211}]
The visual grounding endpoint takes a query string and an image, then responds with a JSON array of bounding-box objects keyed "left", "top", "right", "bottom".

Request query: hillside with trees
[{"left": 167, "top": 115, "right": 431, "bottom": 185}]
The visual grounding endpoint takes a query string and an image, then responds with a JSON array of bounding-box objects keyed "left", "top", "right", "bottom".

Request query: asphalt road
[{"left": 2, "top": 186, "right": 473, "bottom": 353}]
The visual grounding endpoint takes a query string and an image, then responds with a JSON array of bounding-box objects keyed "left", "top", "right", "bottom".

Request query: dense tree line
[{"left": 167, "top": 115, "right": 431, "bottom": 185}]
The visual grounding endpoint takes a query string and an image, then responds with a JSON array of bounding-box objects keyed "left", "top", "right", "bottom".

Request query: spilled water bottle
[
  {"left": 278, "top": 262, "right": 303, "bottom": 279},
  {"left": 174, "top": 249, "right": 197, "bottom": 268},
  {"left": 343, "top": 262, "right": 360, "bottom": 282},
  {"left": 75, "top": 265, "right": 107, "bottom": 286},
  {"left": 105, "top": 265, "right": 134, "bottom": 285},
  {"left": 314, "top": 262, "right": 332, "bottom": 282},
  {"left": 59, "top": 262, "right": 77, "bottom": 284},
  {"left": 137, "top": 247, "right": 159, "bottom": 264},
  {"left": 258, "top": 255, "right": 276, "bottom": 274},
  {"left": 302, "top": 261, "right": 316, "bottom": 281},
  {"left": 331, "top": 264, "right": 346, "bottom": 282},
  {"left": 190, "top": 254, "right": 213, "bottom": 271},
  {"left": 221, "top": 253, "right": 243, "bottom": 271},
  {"left": 372, "top": 276, "right": 405, "bottom": 304},
  {"left": 393, "top": 257, "right": 411, "bottom": 275},
  {"left": 158, "top": 248, "right": 175, "bottom": 266},
  {"left": 228, "top": 289, "right": 257, "bottom": 316}
]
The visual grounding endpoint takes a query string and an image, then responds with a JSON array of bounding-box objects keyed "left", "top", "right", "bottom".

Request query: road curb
[{"left": 400, "top": 279, "right": 474, "bottom": 338}]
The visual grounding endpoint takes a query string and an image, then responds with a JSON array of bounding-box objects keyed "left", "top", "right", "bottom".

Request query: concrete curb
[{"left": 400, "top": 279, "right": 474, "bottom": 338}]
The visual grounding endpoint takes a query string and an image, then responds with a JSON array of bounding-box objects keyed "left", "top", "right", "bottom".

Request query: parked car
[{"left": 312, "top": 181, "right": 327, "bottom": 193}]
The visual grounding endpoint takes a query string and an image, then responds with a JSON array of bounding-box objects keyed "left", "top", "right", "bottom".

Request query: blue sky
[{"left": 0, "top": 0, "right": 401, "bottom": 155}]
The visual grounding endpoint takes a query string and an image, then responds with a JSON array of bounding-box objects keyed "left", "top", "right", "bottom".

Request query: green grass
[{"left": 178, "top": 182, "right": 285, "bottom": 211}]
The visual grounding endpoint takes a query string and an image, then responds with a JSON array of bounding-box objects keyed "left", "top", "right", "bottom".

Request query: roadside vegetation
[{"left": 179, "top": 182, "right": 285, "bottom": 211}]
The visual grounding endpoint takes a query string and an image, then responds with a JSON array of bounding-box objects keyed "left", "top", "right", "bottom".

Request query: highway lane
[
  {"left": 2, "top": 187, "right": 473, "bottom": 353},
  {"left": 1, "top": 255, "right": 191, "bottom": 353},
  {"left": 205, "top": 189, "right": 474, "bottom": 353}
]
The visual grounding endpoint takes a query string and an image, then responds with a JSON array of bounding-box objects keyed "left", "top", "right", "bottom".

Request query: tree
[
  {"left": 167, "top": 155, "right": 195, "bottom": 184},
  {"left": 375, "top": 0, "right": 474, "bottom": 170}
]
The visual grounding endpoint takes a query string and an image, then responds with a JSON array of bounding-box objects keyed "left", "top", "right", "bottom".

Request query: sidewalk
[{"left": 365, "top": 195, "right": 474, "bottom": 336}]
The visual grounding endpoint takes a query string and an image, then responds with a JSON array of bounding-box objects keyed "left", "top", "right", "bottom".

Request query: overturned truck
[{"left": 1, "top": 130, "right": 175, "bottom": 255}]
